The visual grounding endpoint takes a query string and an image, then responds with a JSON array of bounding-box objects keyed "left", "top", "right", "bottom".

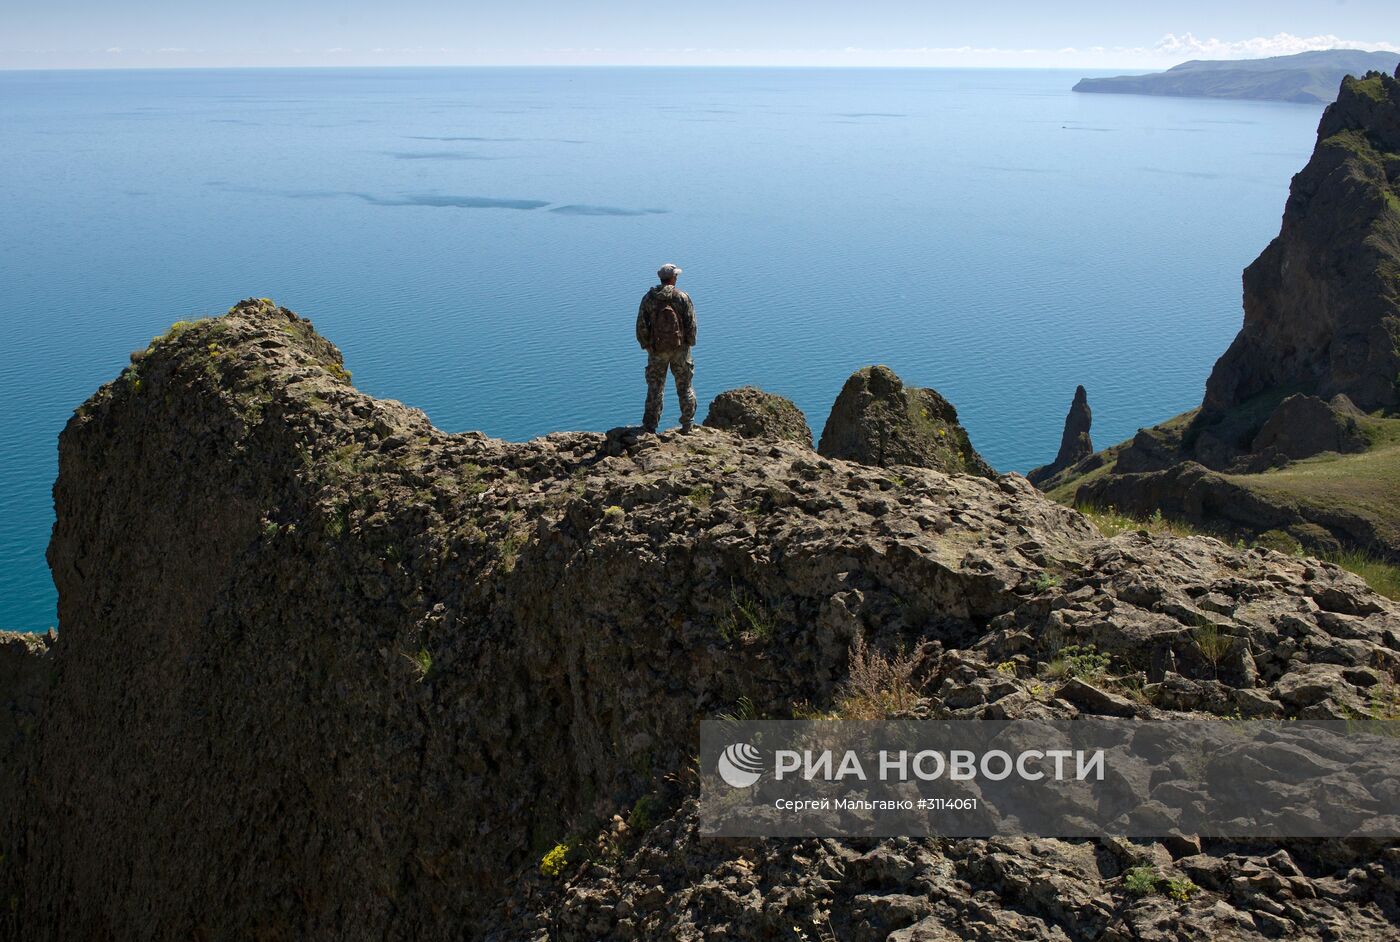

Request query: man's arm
[
  {"left": 683, "top": 294, "right": 697, "bottom": 347},
  {"left": 636, "top": 295, "right": 651, "bottom": 350}
]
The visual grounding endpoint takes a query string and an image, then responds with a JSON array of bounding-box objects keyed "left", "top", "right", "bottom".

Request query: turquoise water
[{"left": 0, "top": 67, "right": 1322, "bottom": 630}]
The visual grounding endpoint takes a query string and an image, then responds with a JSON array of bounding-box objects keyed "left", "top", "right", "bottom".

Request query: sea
[{"left": 0, "top": 66, "right": 1325, "bottom": 630}]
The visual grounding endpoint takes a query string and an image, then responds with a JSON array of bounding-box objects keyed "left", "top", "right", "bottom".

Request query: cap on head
[{"left": 657, "top": 263, "right": 683, "bottom": 281}]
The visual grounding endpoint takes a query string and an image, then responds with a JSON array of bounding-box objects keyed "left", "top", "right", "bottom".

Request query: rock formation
[
  {"left": 2, "top": 300, "right": 1399, "bottom": 941},
  {"left": 817, "top": 365, "right": 995, "bottom": 478},
  {"left": 1201, "top": 69, "right": 1400, "bottom": 421},
  {"left": 702, "top": 386, "right": 812, "bottom": 445},
  {"left": 1250, "top": 393, "right": 1368, "bottom": 461},
  {"left": 1027, "top": 385, "right": 1094, "bottom": 487}
]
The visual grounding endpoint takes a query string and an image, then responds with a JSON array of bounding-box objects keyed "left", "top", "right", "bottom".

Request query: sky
[{"left": 3, "top": 0, "right": 1398, "bottom": 70}]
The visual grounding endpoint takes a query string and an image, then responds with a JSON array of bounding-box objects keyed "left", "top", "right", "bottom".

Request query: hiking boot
[
  {"left": 679, "top": 422, "right": 694, "bottom": 435},
  {"left": 641, "top": 424, "right": 657, "bottom": 435}
]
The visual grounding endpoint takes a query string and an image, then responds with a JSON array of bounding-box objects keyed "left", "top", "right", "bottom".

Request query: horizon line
[{"left": 0, "top": 63, "right": 1157, "bottom": 74}]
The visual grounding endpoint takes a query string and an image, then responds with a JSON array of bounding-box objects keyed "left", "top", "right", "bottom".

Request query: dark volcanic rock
[
  {"left": 4, "top": 301, "right": 1400, "bottom": 941},
  {"left": 1250, "top": 393, "right": 1368, "bottom": 460},
  {"left": 1201, "top": 70, "right": 1400, "bottom": 416},
  {"left": 1028, "top": 385, "right": 1094, "bottom": 487},
  {"left": 817, "top": 365, "right": 995, "bottom": 477},
  {"left": 702, "top": 386, "right": 812, "bottom": 445}
]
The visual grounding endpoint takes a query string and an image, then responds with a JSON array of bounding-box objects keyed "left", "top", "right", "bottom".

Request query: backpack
[{"left": 650, "top": 302, "right": 684, "bottom": 353}]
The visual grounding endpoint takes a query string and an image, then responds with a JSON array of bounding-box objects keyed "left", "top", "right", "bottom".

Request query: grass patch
[
  {"left": 686, "top": 484, "right": 714, "bottom": 509},
  {"left": 1325, "top": 549, "right": 1400, "bottom": 600},
  {"left": 497, "top": 531, "right": 525, "bottom": 572},
  {"left": 1227, "top": 438, "right": 1400, "bottom": 549},
  {"left": 1191, "top": 623, "right": 1234, "bottom": 673},
  {"left": 1075, "top": 504, "right": 1204, "bottom": 539},
  {"left": 1075, "top": 503, "right": 1400, "bottom": 601},
  {"left": 404, "top": 646, "right": 433, "bottom": 682},
  {"left": 716, "top": 589, "right": 777, "bottom": 643}
]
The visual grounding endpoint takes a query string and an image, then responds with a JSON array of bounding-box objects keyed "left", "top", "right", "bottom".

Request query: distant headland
[{"left": 1073, "top": 48, "right": 1400, "bottom": 103}]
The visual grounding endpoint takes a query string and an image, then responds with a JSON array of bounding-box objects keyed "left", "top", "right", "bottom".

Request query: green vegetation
[
  {"left": 1191, "top": 623, "right": 1234, "bottom": 672},
  {"left": 497, "top": 531, "right": 525, "bottom": 572},
  {"left": 323, "top": 506, "right": 348, "bottom": 539},
  {"left": 1073, "top": 502, "right": 1400, "bottom": 601},
  {"left": 1075, "top": 505, "right": 1200, "bottom": 539},
  {"left": 405, "top": 647, "right": 433, "bottom": 682},
  {"left": 1031, "top": 571, "right": 1061, "bottom": 592},
  {"left": 1227, "top": 428, "right": 1400, "bottom": 550},
  {"left": 1123, "top": 866, "right": 1158, "bottom": 896},
  {"left": 1329, "top": 550, "right": 1400, "bottom": 600},
  {"left": 686, "top": 484, "right": 714, "bottom": 509},
  {"left": 716, "top": 588, "right": 777, "bottom": 643},
  {"left": 539, "top": 842, "right": 570, "bottom": 878},
  {"left": 1123, "top": 865, "right": 1198, "bottom": 902},
  {"left": 603, "top": 504, "right": 625, "bottom": 520},
  {"left": 1044, "top": 644, "right": 1111, "bottom": 682},
  {"left": 626, "top": 793, "right": 667, "bottom": 835}
]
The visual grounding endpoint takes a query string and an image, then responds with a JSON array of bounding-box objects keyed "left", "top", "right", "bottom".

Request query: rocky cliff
[
  {"left": 3, "top": 300, "right": 1400, "bottom": 941},
  {"left": 1202, "top": 68, "right": 1400, "bottom": 421},
  {"left": 1055, "top": 69, "right": 1400, "bottom": 559}
]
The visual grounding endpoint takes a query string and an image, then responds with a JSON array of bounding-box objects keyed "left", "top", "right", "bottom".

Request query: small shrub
[
  {"left": 539, "top": 843, "right": 570, "bottom": 878},
  {"left": 1044, "top": 644, "right": 1111, "bottom": 681},
  {"left": 603, "top": 504, "right": 625, "bottom": 519},
  {"left": 627, "top": 793, "right": 667, "bottom": 834},
  {"left": 995, "top": 660, "right": 1018, "bottom": 677},
  {"left": 1164, "top": 876, "right": 1198, "bottom": 902},
  {"left": 1122, "top": 866, "right": 1196, "bottom": 902},
  {"left": 1123, "top": 866, "right": 1159, "bottom": 896},
  {"left": 1032, "top": 572, "right": 1061, "bottom": 592},
  {"left": 837, "top": 636, "right": 924, "bottom": 719},
  {"left": 686, "top": 484, "right": 714, "bottom": 509}
]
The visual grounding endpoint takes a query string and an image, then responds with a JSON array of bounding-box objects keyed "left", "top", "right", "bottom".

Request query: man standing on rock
[{"left": 636, "top": 262, "right": 698, "bottom": 434}]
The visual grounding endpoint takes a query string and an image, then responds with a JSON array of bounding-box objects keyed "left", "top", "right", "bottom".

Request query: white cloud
[{"left": 1150, "top": 31, "right": 1400, "bottom": 59}]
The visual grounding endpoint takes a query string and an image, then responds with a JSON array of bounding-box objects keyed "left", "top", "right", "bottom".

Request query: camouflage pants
[{"left": 643, "top": 348, "right": 696, "bottom": 431}]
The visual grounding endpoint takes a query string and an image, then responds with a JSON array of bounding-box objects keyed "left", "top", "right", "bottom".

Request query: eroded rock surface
[
  {"left": 817, "top": 365, "right": 995, "bottom": 478},
  {"left": 3, "top": 300, "right": 1398, "bottom": 941},
  {"left": 702, "top": 386, "right": 812, "bottom": 445}
]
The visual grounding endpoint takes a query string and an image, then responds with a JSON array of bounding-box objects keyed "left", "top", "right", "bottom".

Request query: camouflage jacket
[{"left": 636, "top": 285, "right": 697, "bottom": 351}]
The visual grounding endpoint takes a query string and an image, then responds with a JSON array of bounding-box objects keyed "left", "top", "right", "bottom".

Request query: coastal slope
[{"left": 1074, "top": 49, "right": 1400, "bottom": 103}]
